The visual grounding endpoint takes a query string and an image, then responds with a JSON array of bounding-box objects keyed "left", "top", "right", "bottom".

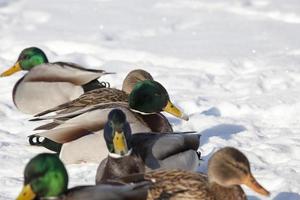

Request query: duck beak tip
[
  {"left": 181, "top": 113, "right": 189, "bottom": 121},
  {"left": 244, "top": 174, "right": 270, "bottom": 197}
]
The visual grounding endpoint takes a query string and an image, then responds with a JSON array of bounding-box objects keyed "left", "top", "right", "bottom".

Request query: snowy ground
[{"left": 0, "top": 0, "right": 300, "bottom": 199}]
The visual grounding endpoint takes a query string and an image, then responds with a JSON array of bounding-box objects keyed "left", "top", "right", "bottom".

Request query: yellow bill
[
  {"left": 16, "top": 184, "right": 36, "bottom": 200},
  {"left": 163, "top": 101, "right": 189, "bottom": 121},
  {"left": 0, "top": 62, "right": 22, "bottom": 77},
  {"left": 113, "top": 131, "right": 128, "bottom": 155},
  {"left": 243, "top": 174, "right": 270, "bottom": 197}
]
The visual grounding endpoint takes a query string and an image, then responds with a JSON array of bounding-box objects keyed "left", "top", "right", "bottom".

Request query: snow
[{"left": 0, "top": 0, "right": 300, "bottom": 199}]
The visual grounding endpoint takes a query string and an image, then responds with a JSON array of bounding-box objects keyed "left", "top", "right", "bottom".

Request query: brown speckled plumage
[
  {"left": 58, "top": 88, "right": 128, "bottom": 114},
  {"left": 35, "top": 88, "right": 129, "bottom": 116},
  {"left": 210, "top": 183, "right": 246, "bottom": 200},
  {"left": 34, "top": 69, "right": 154, "bottom": 117},
  {"left": 145, "top": 170, "right": 215, "bottom": 200},
  {"left": 118, "top": 147, "right": 270, "bottom": 200}
]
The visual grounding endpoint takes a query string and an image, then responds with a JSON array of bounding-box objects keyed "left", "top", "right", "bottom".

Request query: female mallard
[
  {"left": 119, "top": 147, "right": 270, "bottom": 200},
  {"left": 0, "top": 47, "right": 110, "bottom": 114},
  {"left": 29, "top": 71, "right": 189, "bottom": 164},
  {"left": 33, "top": 69, "right": 188, "bottom": 121},
  {"left": 16, "top": 153, "right": 149, "bottom": 200},
  {"left": 95, "top": 109, "right": 200, "bottom": 183}
]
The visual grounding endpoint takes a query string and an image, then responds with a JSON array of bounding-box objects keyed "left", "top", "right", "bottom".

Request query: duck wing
[
  {"left": 34, "top": 88, "right": 128, "bottom": 117},
  {"left": 132, "top": 132, "right": 201, "bottom": 171},
  {"left": 25, "top": 62, "right": 112, "bottom": 85},
  {"left": 31, "top": 108, "right": 113, "bottom": 144}
]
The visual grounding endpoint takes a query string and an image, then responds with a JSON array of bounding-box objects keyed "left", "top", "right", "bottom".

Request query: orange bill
[{"left": 243, "top": 174, "right": 270, "bottom": 197}]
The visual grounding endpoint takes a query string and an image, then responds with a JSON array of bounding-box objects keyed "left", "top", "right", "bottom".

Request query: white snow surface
[{"left": 0, "top": 0, "right": 300, "bottom": 199}]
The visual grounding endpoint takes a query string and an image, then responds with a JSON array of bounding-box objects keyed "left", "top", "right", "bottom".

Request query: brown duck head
[
  {"left": 208, "top": 147, "right": 270, "bottom": 197},
  {"left": 122, "top": 69, "right": 154, "bottom": 94}
]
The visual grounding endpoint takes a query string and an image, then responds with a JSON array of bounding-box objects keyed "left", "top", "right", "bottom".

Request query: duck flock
[{"left": 0, "top": 47, "right": 271, "bottom": 200}]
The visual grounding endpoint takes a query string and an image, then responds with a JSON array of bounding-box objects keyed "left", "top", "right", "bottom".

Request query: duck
[
  {"left": 95, "top": 109, "right": 200, "bottom": 183},
  {"left": 16, "top": 153, "right": 150, "bottom": 200},
  {"left": 121, "top": 69, "right": 154, "bottom": 94},
  {"left": 28, "top": 70, "right": 189, "bottom": 164},
  {"left": 33, "top": 69, "right": 188, "bottom": 121},
  {"left": 0, "top": 47, "right": 111, "bottom": 114},
  {"left": 117, "top": 147, "right": 270, "bottom": 200},
  {"left": 31, "top": 69, "right": 185, "bottom": 133}
]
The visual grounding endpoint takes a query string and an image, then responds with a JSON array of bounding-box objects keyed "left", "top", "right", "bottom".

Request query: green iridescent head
[
  {"left": 0, "top": 47, "right": 48, "bottom": 77},
  {"left": 17, "top": 47, "right": 48, "bottom": 70},
  {"left": 17, "top": 153, "right": 68, "bottom": 200},
  {"left": 129, "top": 80, "right": 189, "bottom": 120}
]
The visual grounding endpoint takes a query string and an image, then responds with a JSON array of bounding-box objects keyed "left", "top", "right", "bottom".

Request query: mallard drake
[
  {"left": 96, "top": 109, "right": 145, "bottom": 183},
  {"left": 16, "top": 153, "right": 150, "bottom": 200},
  {"left": 95, "top": 109, "right": 200, "bottom": 183},
  {"left": 31, "top": 69, "right": 187, "bottom": 131},
  {"left": 29, "top": 71, "right": 188, "bottom": 164},
  {"left": 118, "top": 147, "right": 270, "bottom": 200},
  {"left": 0, "top": 47, "right": 110, "bottom": 114}
]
